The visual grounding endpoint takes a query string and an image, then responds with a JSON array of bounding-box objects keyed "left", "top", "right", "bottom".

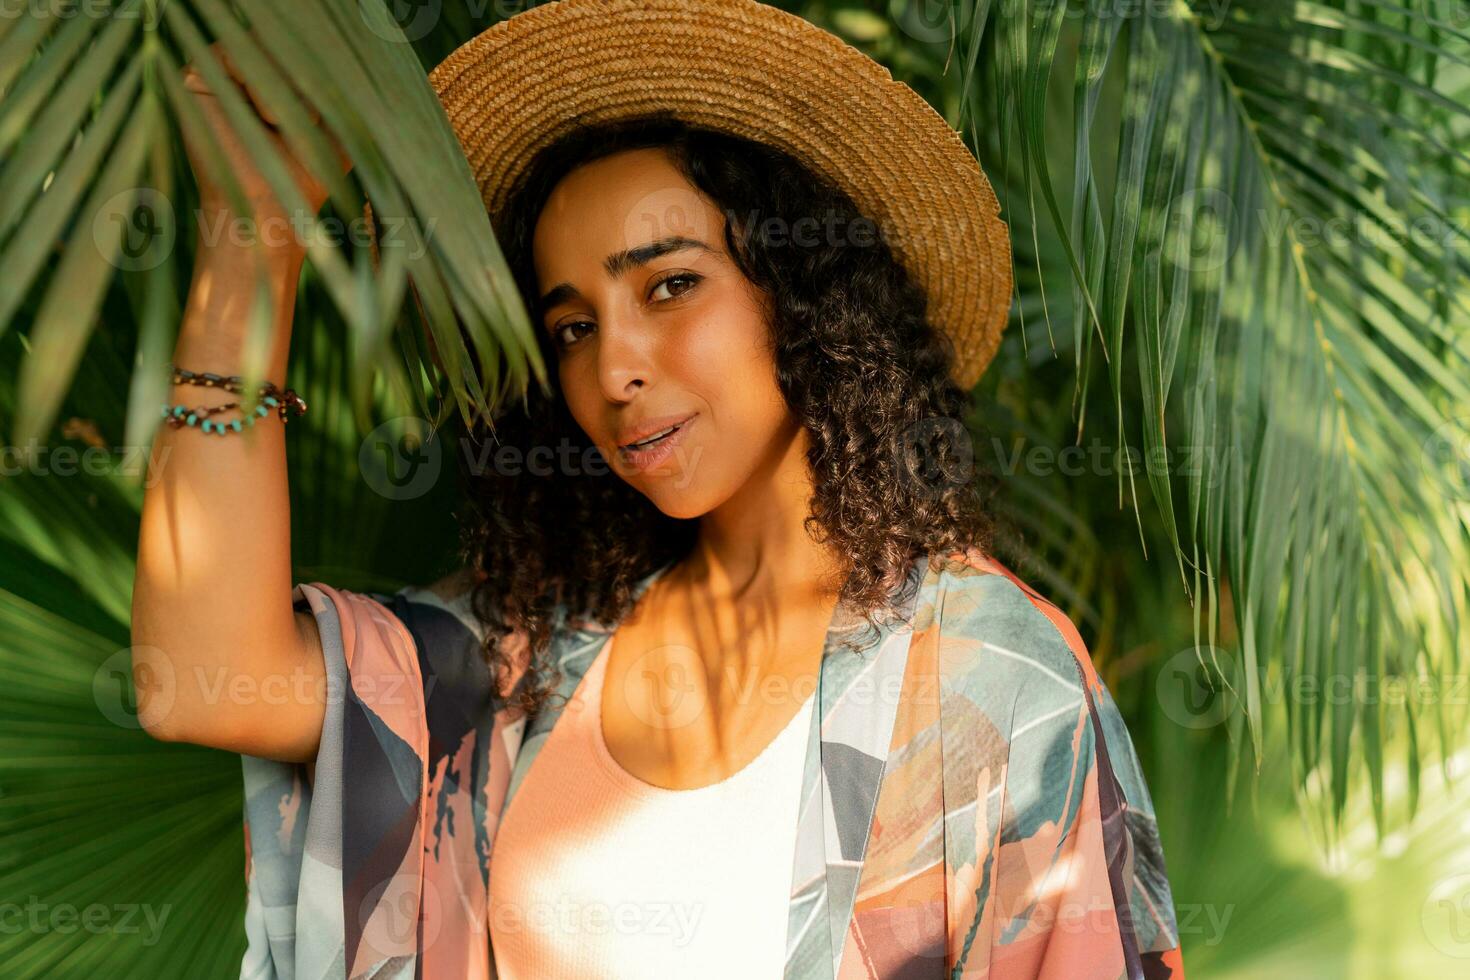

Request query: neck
[{"left": 686, "top": 421, "right": 844, "bottom": 604}]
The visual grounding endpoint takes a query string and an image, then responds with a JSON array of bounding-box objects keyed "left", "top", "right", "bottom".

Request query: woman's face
[{"left": 532, "top": 147, "right": 799, "bottom": 519}]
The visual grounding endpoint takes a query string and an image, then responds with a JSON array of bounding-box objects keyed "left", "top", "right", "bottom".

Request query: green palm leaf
[
  {"left": 0, "top": 0, "right": 546, "bottom": 452},
  {"left": 4, "top": 1, "right": 1468, "bottom": 975},
  {"left": 932, "top": 0, "right": 1470, "bottom": 841},
  {"left": 0, "top": 264, "right": 468, "bottom": 976}
]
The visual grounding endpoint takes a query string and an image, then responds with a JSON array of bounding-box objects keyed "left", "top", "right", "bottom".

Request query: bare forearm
[
  {"left": 131, "top": 35, "right": 348, "bottom": 760},
  {"left": 172, "top": 243, "right": 299, "bottom": 378},
  {"left": 130, "top": 242, "right": 319, "bottom": 755}
]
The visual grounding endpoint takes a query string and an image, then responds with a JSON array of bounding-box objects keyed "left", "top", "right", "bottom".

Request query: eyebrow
[{"left": 536, "top": 236, "right": 715, "bottom": 319}]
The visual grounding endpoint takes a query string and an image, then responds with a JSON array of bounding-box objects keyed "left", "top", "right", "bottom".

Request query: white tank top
[{"left": 487, "top": 634, "right": 815, "bottom": 978}]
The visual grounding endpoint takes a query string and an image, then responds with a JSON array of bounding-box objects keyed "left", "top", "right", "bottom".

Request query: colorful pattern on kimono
[{"left": 239, "top": 549, "right": 1184, "bottom": 979}]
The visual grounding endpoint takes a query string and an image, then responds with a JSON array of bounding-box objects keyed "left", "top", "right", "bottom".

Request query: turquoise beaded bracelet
[
  {"left": 160, "top": 396, "right": 284, "bottom": 433},
  {"left": 161, "top": 367, "right": 307, "bottom": 434}
]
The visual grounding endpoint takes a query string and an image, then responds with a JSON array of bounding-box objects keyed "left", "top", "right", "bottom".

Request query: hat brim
[{"left": 427, "top": 0, "right": 1013, "bottom": 389}]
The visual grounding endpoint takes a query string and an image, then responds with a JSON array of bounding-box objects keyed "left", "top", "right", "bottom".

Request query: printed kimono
[{"left": 239, "top": 549, "right": 1186, "bottom": 979}]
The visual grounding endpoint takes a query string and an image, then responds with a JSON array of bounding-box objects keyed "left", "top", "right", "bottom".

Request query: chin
[{"left": 638, "top": 481, "right": 716, "bottom": 521}]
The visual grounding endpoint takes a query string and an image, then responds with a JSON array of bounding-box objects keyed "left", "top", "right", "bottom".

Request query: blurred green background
[{"left": 2, "top": 1, "right": 1468, "bottom": 976}]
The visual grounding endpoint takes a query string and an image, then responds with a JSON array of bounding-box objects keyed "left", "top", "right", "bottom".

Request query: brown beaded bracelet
[{"left": 161, "top": 366, "right": 307, "bottom": 434}]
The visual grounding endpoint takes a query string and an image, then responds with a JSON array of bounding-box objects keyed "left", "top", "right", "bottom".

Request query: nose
[{"left": 594, "top": 307, "right": 653, "bottom": 401}]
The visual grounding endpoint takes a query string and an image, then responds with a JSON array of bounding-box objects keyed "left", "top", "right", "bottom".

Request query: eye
[
  {"left": 551, "top": 320, "right": 593, "bottom": 349},
  {"left": 650, "top": 272, "right": 701, "bottom": 302},
  {"left": 549, "top": 273, "right": 701, "bottom": 350}
]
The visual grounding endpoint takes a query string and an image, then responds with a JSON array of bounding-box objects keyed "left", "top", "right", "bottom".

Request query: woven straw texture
[{"left": 421, "top": 0, "right": 1013, "bottom": 388}]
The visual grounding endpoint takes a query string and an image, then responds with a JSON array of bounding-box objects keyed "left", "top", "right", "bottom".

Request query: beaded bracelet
[{"left": 161, "top": 367, "right": 307, "bottom": 434}]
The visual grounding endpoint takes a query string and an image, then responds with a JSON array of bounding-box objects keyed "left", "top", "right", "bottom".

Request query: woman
[{"left": 132, "top": 2, "right": 1184, "bottom": 978}]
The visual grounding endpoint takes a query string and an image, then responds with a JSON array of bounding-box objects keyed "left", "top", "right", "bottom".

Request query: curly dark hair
[{"left": 446, "top": 114, "right": 1004, "bottom": 717}]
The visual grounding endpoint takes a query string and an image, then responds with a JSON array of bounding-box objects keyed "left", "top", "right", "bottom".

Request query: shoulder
[
  {"left": 921, "top": 552, "right": 1181, "bottom": 971},
  {"left": 920, "top": 546, "right": 1122, "bottom": 797},
  {"left": 366, "top": 567, "right": 488, "bottom": 639},
  {"left": 923, "top": 547, "right": 1160, "bottom": 812},
  {"left": 924, "top": 546, "right": 1104, "bottom": 701},
  {"left": 293, "top": 570, "right": 489, "bottom": 674},
  {"left": 423, "top": 566, "right": 486, "bottom": 604}
]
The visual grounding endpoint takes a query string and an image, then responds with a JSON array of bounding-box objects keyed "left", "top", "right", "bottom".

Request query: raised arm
[{"left": 130, "top": 46, "right": 347, "bottom": 762}]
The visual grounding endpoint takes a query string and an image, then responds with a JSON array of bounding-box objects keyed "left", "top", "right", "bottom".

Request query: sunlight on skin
[
  {"left": 531, "top": 148, "right": 843, "bottom": 601},
  {"left": 529, "top": 148, "right": 849, "bottom": 790}
]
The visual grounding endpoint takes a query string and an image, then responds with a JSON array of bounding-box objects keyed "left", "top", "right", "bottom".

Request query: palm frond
[
  {"left": 0, "top": 260, "right": 469, "bottom": 976},
  {"left": 4, "top": 1, "right": 1470, "bottom": 975},
  {"left": 941, "top": 0, "right": 1470, "bottom": 840},
  {"left": 0, "top": 0, "right": 547, "bottom": 453}
]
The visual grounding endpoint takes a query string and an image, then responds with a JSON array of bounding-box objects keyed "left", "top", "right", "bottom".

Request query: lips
[
  {"left": 617, "top": 413, "right": 697, "bottom": 450},
  {"left": 627, "top": 426, "right": 676, "bottom": 448},
  {"left": 615, "top": 413, "right": 697, "bottom": 474}
]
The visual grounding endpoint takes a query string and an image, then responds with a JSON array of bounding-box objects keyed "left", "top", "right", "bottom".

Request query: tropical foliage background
[{"left": 2, "top": 0, "right": 1468, "bottom": 976}]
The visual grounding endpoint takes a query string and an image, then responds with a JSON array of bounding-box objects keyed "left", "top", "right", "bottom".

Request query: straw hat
[{"left": 425, "top": 0, "right": 1013, "bottom": 390}]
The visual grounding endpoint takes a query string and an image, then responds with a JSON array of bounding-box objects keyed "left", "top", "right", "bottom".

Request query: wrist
[
  {"left": 193, "top": 237, "right": 305, "bottom": 295},
  {"left": 193, "top": 200, "right": 314, "bottom": 271},
  {"left": 177, "top": 258, "right": 300, "bottom": 382}
]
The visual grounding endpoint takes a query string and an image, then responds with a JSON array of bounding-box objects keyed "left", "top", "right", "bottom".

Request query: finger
[
  {"left": 181, "top": 51, "right": 255, "bottom": 124},
  {"left": 181, "top": 64, "right": 211, "bottom": 96},
  {"left": 215, "top": 46, "right": 285, "bottom": 129},
  {"left": 218, "top": 40, "right": 325, "bottom": 130}
]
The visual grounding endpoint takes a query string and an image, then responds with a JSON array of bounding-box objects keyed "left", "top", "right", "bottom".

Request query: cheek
[
  {"left": 557, "top": 361, "right": 601, "bottom": 439},
  {"left": 684, "top": 312, "right": 788, "bottom": 447},
  {"left": 675, "top": 299, "right": 775, "bottom": 395}
]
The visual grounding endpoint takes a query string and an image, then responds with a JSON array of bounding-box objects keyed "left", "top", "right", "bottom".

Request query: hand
[{"left": 179, "top": 42, "right": 352, "bottom": 251}]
